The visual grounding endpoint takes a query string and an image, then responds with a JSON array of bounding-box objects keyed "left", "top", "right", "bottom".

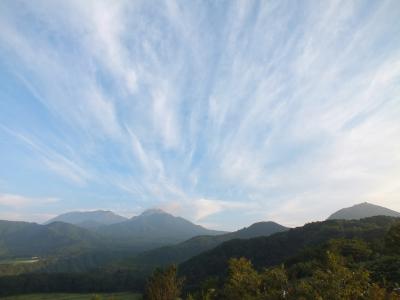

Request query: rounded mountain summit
[{"left": 327, "top": 202, "right": 400, "bottom": 220}]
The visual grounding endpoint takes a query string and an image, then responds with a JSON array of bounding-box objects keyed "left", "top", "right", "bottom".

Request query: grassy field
[{"left": 1, "top": 292, "right": 141, "bottom": 300}]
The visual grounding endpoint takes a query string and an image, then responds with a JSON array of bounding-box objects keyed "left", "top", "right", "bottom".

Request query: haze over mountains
[{"left": 46, "top": 210, "right": 128, "bottom": 229}]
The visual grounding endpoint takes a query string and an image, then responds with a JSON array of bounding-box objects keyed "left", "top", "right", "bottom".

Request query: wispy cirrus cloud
[
  {"left": 1, "top": 126, "right": 92, "bottom": 185},
  {"left": 0, "top": 0, "right": 399, "bottom": 229}
]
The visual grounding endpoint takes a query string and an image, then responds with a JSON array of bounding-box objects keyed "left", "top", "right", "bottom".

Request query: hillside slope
[
  {"left": 179, "top": 216, "right": 400, "bottom": 285},
  {"left": 0, "top": 220, "right": 102, "bottom": 258},
  {"left": 132, "top": 221, "right": 288, "bottom": 267}
]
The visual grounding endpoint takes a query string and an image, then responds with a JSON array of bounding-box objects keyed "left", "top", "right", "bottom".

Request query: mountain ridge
[
  {"left": 46, "top": 210, "right": 128, "bottom": 229},
  {"left": 100, "top": 209, "right": 225, "bottom": 245},
  {"left": 130, "top": 221, "right": 288, "bottom": 267}
]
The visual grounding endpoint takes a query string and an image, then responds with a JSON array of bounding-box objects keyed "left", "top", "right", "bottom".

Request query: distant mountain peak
[
  {"left": 327, "top": 202, "right": 400, "bottom": 220},
  {"left": 102, "top": 208, "right": 223, "bottom": 245},
  {"left": 46, "top": 210, "right": 127, "bottom": 228},
  {"left": 140, "top": 208, "right": 168, "bottom": 216}
]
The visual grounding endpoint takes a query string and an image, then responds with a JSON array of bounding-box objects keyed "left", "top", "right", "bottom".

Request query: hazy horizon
[{"left": 1, "top": 0, "right": 400, "bottom": 231}]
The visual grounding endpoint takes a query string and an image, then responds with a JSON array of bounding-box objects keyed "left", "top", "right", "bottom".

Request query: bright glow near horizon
[{"left": 0, "top": 0, "right": 399, "bottom": 230}]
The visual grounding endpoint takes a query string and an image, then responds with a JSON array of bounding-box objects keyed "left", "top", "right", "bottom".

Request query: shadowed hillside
[
  {"left": 179, "top": 216, "right": 400, "bottom": 286},
  {"left": 131, "top": 221, "right": 288, "bottom": 267}
]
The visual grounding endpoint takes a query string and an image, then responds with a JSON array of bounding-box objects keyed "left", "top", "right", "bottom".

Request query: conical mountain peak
[{"left": 140, "top": 208, "right": 168, "bottom": 217}]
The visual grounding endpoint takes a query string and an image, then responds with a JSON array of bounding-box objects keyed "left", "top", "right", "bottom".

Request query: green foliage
[
  {"left": 180, "top": 216, "right": 399, "bottom": 286},
  {"left": 144, "top": 265, "right": 184, "bottom": 300},
  {"left": 259, "top": 266, "right": 288, "bottom": 299},
  {"left": 368, "top": 255, "right": 400, "bottom": 287},
  {"left": 222, "top": 258, "right": 261, "bottom": 300},
  {"left": 293, "top": 251, "right": 370, "bottom": 299},
  {"left": 327, "top": 238, "right": 373, "bottom": 262},
  {"left": 385, "top": 222, "right": 400, "bottom": 253},
  {"left": 182, "top": 219, "right": 400, "bottom": 299},
  {"left": 187, "top": 253, "right": 399, "bottom": 300}
]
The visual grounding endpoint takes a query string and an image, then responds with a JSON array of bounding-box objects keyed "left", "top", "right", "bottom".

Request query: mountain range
[
  {"left": 0, "top": 209, "right": 225, "bottom": 260},
  {"left": 0, "top": 202, "right": 398, "bottom": 271},
  {"left": 98, "top": 209, "right": 225, "bottom": 246}
]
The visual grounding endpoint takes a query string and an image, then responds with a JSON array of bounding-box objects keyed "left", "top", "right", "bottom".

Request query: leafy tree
[
  {"left": 293, "top": 251, "right": 370, "bottom": 300},
  {"left": 222, "top": 257, "right": 261, "bottom": 300},
  {"left": 144, "top": 265, "right": 184, "bottom": 300},
  {"left": 259, "top": 266, "right": 289, "bottom": 299}
]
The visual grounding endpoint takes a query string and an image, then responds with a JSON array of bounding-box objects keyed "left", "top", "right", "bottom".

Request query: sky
[{"left": 0, "top": 0, "right": 399, "bottom": 230}]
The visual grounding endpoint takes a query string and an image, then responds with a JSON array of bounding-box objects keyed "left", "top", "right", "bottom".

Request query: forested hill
[
  {"left": 131, "top": 221, "right": 288, "bottom": 267},
  {"left": 179, "top": 216, "right": 400, "bottom": 286},
  {"left": 0, "top": 220, "right": 103, "bottom": 258}
]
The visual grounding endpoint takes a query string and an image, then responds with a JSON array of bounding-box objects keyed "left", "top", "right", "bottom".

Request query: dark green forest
[
  {"left": 180, "top": 216, "right": 400, "bottom": 287},
  {"left": 144, "top": 219, "right": 400, "bottom": 299}
]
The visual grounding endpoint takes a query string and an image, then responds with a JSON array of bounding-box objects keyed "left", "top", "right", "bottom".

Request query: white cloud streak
[
  {"left": 0, "top": 193, "right": 58, "bottom": 209},
  {"left": 1, "top": 126, "right": 92, "bottom": 185}
]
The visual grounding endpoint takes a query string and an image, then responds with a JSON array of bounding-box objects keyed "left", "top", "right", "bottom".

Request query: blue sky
[{"left": 0, "top": 0, "right": 399, "bottom": 230}]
